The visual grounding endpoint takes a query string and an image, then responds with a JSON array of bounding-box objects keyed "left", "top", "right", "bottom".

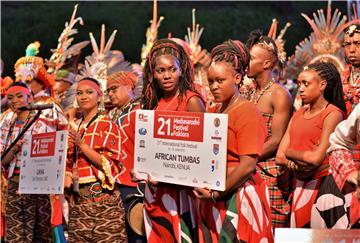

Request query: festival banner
[
  {"left": 19, "top": 131, "right": 68, "bottom": 194},
  {"left": 134, "top": 110, "right": 228, "bottom": 191}
]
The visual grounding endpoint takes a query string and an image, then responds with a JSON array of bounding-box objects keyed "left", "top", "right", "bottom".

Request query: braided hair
[
  {"left": 246, "top": 29, "right": 278, "bottom": 67},
  {"left": 141, "top": 38, "right": 195, "bottom": 110},
  {"left": 210, "top": 39, "right": 250, "bottom": 82},
  {"left": 306, "top": 62, "right": 346, "bottom": 113}
]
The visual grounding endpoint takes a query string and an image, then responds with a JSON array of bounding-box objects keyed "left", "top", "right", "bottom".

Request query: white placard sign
[
  {"left": 19, "top": 131, "right": 68, "bottom": 194},
  {"left": 134, "top": 110, "right": 228, "bottom": 191}
]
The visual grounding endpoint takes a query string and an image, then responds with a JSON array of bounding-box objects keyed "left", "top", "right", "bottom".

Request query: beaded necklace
[
  {"left": 250, "top": 80, "right": 274, "bottom": 104},
  {"left": 350, "top": 69, "right": 360, "bottom": 86}
]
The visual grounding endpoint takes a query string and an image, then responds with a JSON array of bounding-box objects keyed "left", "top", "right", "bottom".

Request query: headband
[
  {"left": 78, "top": 80, "right": 103, "bottom": 96},
  {"left": 7, "top": 86, "right": 31, "bottom": 96}
]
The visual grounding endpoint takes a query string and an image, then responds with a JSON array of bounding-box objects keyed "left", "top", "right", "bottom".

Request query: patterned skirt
[
  {"left": 290, "top": 172, "right": 350, "bottom": 229},
  {"left": 5, "top": 176, "right": 51, "bottom": 242},
  {"left": 197, "top": 172, "right": 273, "bottom": 243},
  {"left": 257, "top": 158, "right": 292, "bottom": 228},
  {"left": 68, "top": 182, "right": 127, "bottom": 242},
  {"left": 144, "top": 185, "right": 198, "bottom": 243}
]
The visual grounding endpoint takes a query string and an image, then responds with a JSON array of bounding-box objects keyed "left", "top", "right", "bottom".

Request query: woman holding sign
[
  {"left": 0, "top": 82, "right": 53, "bottom": 242},
  {"left": 65, "top": 77, "right": 126, "bottom": 242},
  {"left": 141, "top": 38, "right": 205, "bottom": 242},
  {"left": 193, "top": 40, "right": 273, "bottom": 242}
]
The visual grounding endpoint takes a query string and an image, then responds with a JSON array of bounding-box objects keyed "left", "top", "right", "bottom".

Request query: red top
[
  {"left": 288, "top": 104, "right": 342, "bottom": 166},
  {"left": 66, "top": 115, "right": 123, "bottom": 190},
  {"left": 209, "top": 101, "right": 267, "bottom": 168},
  {"left": 156, "top": 90, "right": 204, "bottom": 111},
  {"left": 119, "top": 90, "right": 204, "bottom": 186}
]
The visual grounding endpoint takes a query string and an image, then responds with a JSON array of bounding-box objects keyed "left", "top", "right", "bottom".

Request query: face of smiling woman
[
  {"left": 7, "top": 91, "right": 30, "bottom": 113},
  {"left": 153, "top": 54, "right": 181, "bottom": 97},
  {"left": 76, "top": 82, "right": 101, "bottom": 114}
]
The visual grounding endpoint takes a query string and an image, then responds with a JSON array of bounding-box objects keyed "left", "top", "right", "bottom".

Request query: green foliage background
[{"left": 1, "top": 1, "right": 347, "bottom": 77}]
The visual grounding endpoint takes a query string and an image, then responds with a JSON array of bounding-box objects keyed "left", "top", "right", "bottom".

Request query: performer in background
[
  {"left": 246, "top": 30, "right": 293, "bottom": 228},
  {"left": 276, "top": 62, "right": 348, "bottom": 229},
  {"left": 65, "top": 77, "right": 127, "bottom": 242},
  {"left": 342, "top": 24, "right": 360, "bottom": 115},
  {"left": 106, "top": 71, "right": 146, "bottom": 242},
  {"left": 194, "top": 39, "right": 273, "bottom": 242},
  {"left": 140, "top": 38, "right": 205, "bottom": 243}
]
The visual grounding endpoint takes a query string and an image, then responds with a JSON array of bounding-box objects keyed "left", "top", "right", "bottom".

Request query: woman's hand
[
  {"left": 130, "top": 169, "right": 145, "bottom": 183},
  {"left": 346, "top": 170, "right": 359, "bottom": 185},
  {"left": 64, "top": 174, "right": 72, "bottom": 188},
  {"left": 68, "top": 129, "right": 83, "bottom": 147},
  {"left": 275, "top": 156, "right": 288, "bottom": 166},
  {"left": 193, "top": 187, "right": 213, "bottom": 201}
]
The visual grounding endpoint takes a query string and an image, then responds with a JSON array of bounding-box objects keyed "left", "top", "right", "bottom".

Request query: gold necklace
[{"left": 250, "top": 80, "right": 274, "bottom": 104}]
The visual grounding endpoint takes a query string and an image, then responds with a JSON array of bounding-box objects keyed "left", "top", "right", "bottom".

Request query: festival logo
[
  {"left": 138, "top": 113, "right": 148, "bottom": 122},
  {"left": 214, "top": 117, "right": 221, "bottom": 127},
  {"left": 213, "top": 144, "right": 219, "bottom": 155},
  {"left": 138, "top": 128, "right": 147, "bottom": 135}
]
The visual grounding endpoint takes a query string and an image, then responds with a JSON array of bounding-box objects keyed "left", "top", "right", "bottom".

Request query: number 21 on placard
[
  {"left": 157, "top": 117, "right": 171, "bottom": 135},
  {"left": 32, "top": 139, "right": 41, "bottom": 154}
]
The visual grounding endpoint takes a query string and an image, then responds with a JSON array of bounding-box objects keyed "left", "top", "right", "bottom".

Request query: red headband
[
  {"left": 7, "top": 86, "right": 31, "bottom": 96},
  {"left": 78, "top": 80, "right": 103, "bottom": 96}
]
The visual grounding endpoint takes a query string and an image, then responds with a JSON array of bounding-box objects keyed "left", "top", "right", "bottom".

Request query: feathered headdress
[
  {"left": 14, "top": 41, "right": 55, "bottom": 96},
  {"left": 286, "top": 2, "right": 360, "bottom": 80},
  {"left": 184, "top": 8, "right": 205, "bottom": 61},
  {"left": 78, "top": 24, "right": 132, "bottom": 88},
  {"left": 267, "top": 19, "right": 291, "bottom": 65},
  {"left": 140, "top": 0, "right": 165, "bottom": 68},
  {"left": 46, "top": 4, "right": 89, "bottom": 83}
]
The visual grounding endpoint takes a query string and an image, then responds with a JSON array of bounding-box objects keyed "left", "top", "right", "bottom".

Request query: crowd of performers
[{"left": 1, "top": 2, "right": 360, "bottom": 242}]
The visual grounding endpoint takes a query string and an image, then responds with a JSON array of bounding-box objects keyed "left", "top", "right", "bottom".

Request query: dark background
[{"left": 1, "top": 1, "right": 349, "bottom": 77}]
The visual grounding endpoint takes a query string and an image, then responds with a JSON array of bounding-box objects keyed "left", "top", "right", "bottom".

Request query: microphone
[{"left": 18, "top": 103, "right": 54, "bottom": 111}]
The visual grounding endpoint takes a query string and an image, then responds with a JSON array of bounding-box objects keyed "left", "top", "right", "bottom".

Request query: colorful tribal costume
[
  {"left": 107, "top": 70, "right": 146, "bottom": 242},
  {"left": 328, "top": 103, "right": 360, "bottom": 228},
  {"left": 1, "top": 83, "right": 67, "bottom": 242},
  {"left": 66, "top": 114, "right": 126, "bottom": 242},
  {"left": 246, "top": 28, "right": 292, "bottom": 228}
]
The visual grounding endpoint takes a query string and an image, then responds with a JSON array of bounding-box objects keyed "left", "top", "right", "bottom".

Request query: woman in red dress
[
  {"left": 141, "top": 38, "right": 205, "bottom": 242},
  {"left": 276, "top": 62, "right": 348, "bottom": 229},
  {"left": 193, "top": 40, "right": 273, "bottom": 243}
]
